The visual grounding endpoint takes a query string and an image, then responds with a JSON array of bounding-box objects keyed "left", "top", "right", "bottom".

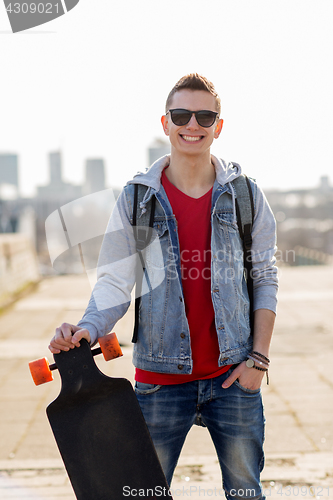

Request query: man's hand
[
  {"left": 221, "top": 309, "right": 274, "bottom": 390},
  {"left": 49, "top": 323, "right": 91, "bottom": 354},
  {"left": 222, "top": 361, "right": 265, "bottom": 390}
]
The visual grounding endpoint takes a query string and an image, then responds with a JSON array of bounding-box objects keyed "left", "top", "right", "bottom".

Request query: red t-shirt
[{"left": 135, "top": 169, "right": 232, "bottom": 384}]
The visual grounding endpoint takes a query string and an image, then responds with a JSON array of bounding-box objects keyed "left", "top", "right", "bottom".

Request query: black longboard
[{"left": 46, "top": 339, "right": 171, "bottom": 499}]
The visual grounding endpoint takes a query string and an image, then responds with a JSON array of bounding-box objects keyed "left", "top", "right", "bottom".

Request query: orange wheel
[
  {"left": 98, "top": 332, "right": 123, "bottom": 361},
  {"left": 29, "top": 358, "right": 54, "bottom": 386}
]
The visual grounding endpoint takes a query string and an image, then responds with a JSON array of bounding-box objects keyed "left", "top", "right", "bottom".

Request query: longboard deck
[{"left": 47, "top": 340, "right": 171, "bottom": 499}]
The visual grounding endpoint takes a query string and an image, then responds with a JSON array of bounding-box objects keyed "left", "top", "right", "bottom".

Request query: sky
[{"left": 0, "top": 0, "right": 332, "bottom": 197}]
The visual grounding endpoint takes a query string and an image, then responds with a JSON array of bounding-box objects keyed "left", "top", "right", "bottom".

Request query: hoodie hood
[
  {"left": 127, "top": 154, "right": 242, "bottom": 190},
  {"left": 127, "top": 155, "right": 242, "bottom": 223}
]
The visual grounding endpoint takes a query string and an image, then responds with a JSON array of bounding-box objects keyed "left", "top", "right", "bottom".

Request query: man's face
[{"left": 161, "top": 89, "right": 223, "bottom": 157}]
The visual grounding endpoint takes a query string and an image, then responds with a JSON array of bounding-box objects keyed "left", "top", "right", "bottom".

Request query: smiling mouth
[{"left": 180, "top": 135, "right": 203, "bottom": 143}]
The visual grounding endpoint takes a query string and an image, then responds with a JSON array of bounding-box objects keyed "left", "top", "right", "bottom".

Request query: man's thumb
[{"left": 72, "top": 328, "right": 90, "bottom": 344}]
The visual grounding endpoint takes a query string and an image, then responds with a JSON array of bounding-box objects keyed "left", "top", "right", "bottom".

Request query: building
[
  {"left": 0, "top": 153, "right": 19, "bottom": 199},
  {"left": 1, "top": 150, "right": 120, "bottom": 274},
  {"left": 84, "top": 159, "right": 106, "bottom": 195},
  {"left": 49, "top": 151, "right": 62, "bottom": 185},
  {"left": 148, "top": 139, "right": 170, "bottom": 166},
  {"left": 37, "top": 151, "right": 82, "bottom": 201}
]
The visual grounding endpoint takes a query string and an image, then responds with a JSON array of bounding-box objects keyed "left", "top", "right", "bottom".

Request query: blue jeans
[{"left": 135, "top": 369, "right": 265, "bottom": 500}]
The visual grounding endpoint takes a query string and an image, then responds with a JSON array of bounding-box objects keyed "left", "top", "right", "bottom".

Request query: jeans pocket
[
  {"left": 234, "top": 379, "right": 261, "bottom": 394},
  {"left": 134, "top": 381, "right": 163, "bottom": 395}
]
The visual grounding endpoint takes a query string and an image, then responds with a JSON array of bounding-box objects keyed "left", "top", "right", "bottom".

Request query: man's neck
[{"left": 166, "top": 149, "right": 216, "bottom": 199}]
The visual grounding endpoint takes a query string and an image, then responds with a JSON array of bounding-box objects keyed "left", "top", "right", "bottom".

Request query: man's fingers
[
  {"left": 222, "top": 361, "right": 264, "bottom": 391},
  {"left": 49, "top": 336, "right": 71, "bottom": 353},
  {"left": 237, "top": 369, "right": 264, "bottom": 391},
  {"left": 222, "top": 366, "right": 242, "bottom": 389},
  {"left": 49, "top": 335, "right": 69, "bottom": 354},
  {"left": 48, "top": 324, "right": 88, "bottom": 353},
  {"left": 72, "top": 329, "right": 91, "bottom": 346},
  {"left": 49, "top": 345, "right": 60, "bottom": 354},
  {"left": 59, "top": 323, "right": 79, "bottom": 343},
  {"left": 52, "top": 327, "right": 73, "bottom": 349}
]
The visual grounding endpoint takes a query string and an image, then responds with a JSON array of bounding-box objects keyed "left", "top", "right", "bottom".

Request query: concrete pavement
[{"left": 0, "top": 266, "right": 333, "bottom": 499}]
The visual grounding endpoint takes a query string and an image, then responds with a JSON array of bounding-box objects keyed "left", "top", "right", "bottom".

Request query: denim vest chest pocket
[
  {"left": 215, "top": 209, "right": 235, "bottom": 228},
  {"left": 145, "top": 218, "right": 169, "bottom": 270},
  {"left": 214, "top": 209, "right": 242, "bottom": 263}
]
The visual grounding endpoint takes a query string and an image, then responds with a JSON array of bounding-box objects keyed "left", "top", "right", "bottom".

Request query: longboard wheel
[
  {"left": 29, "top": 358, "right": 54, "bottom": 386},
  {"left": 98, "top": 332, "right": 123, "bottom": 361}
]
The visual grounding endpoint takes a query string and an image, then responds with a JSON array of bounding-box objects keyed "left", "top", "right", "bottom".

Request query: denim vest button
[
  {"left": 177, "top": 364, "right": 184, "bottom": 370},
  {"left": 180, "top": 333, "right": 185, "bottom": 339},
  {"left": 179, "top": 296, "right": 183, "bottom": 302}
]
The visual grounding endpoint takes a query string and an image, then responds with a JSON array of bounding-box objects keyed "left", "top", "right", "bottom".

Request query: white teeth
[{"left": 182, "top": 135, "right": 201, "bottom": 142}]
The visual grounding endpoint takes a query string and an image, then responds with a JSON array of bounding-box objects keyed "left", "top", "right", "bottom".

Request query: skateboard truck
[{"left": 29, "top": 332, "right": 123, "bottom": 386}]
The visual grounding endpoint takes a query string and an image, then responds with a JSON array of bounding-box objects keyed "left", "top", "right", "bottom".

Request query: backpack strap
[
  {"left": 131, "top": 184, "right": 156, "bottom": 343},
  {"left": 232, "top": 173, "right": 255, "bottom": 334}
]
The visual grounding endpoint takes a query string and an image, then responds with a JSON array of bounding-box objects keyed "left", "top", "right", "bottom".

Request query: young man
[{"left": 49, "top": 74, "right": 278, "bottom": 499}]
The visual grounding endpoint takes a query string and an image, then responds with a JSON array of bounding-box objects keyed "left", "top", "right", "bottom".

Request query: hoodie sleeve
[
  {"left": 249, "top": 179, "right": 279, "bottom": 314},
  {"left": 77, "top": 186, "right": 137, "bottom": 345}
]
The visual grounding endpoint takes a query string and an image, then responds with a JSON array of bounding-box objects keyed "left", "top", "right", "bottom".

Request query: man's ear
[
  {"left": 161, "top": 115, "right": 169, "bottom": 136},
  {"left": 214, "top": 118, "right": 224, "bottom": 139}
]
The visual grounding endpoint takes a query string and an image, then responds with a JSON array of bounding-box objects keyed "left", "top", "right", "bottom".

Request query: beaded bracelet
[
  {"left": 246, "top": 355, "right": 270, "bottom": 385},
  {"left": 247, "top": 354, "right": 269, "bottom": 369},
  {"left": 253, "top": 365, "right": 267, "bottom": 372},
  {"left": 252, "top": 351, "right": 270, "bottom": 363}
]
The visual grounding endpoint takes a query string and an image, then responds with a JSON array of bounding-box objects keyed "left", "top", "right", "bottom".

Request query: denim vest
[
  {"left": 78, "top": 156, "right": 278, "bottom": 375},
  {"left": 127, "top": 180, "right": 255, "bottom": 374}
]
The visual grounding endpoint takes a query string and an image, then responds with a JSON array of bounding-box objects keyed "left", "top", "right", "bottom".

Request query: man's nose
[{"left": 186, "top": 113, "right": 199, "bottom": 128}]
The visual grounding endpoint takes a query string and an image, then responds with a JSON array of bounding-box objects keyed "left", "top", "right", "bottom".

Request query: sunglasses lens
[
  {"left": 196, "top": 111, "right": 217, "bottom": 127},
  {"left": 169, "top": 109, "right": 217, "bottom": 127},
  {"left": 170, "top": 109, "right": 192, "bottom": 126}
]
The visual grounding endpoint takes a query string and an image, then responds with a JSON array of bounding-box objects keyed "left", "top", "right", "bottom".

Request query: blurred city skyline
[
  {"left": 1, "top": 144, "right": 332, "bottom": 276},
  {"left": 1, "top": 1, "right": 333, "bottom": 196},
  {"left": 0, "top": 145, "right": 331, "bottom": 200}
]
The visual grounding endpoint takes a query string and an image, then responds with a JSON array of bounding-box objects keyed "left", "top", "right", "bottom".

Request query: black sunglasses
[{"left": 167, "top": 108, "right": 219, "bottom": 128}]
